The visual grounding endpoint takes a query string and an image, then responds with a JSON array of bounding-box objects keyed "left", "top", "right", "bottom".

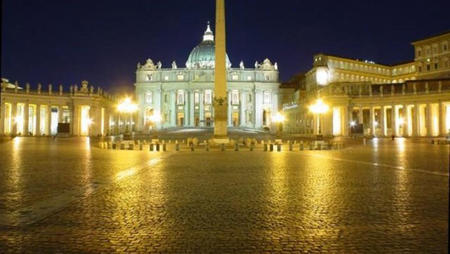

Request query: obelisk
[{"left": 213, "top": 0, "right": 228, "bottom": 140}]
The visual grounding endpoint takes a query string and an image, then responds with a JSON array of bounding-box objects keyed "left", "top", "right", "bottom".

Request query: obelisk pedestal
[{"left": 213, "top": 0, "right": 229, "bottom": 143}]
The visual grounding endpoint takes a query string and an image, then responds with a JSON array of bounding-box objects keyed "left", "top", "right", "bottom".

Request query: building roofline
[
  {"left": 314, "top": 53, "right": 414, "bottom": 67},
  {"left": 411, "top": 30, "right": 450, "bottom": 45}
]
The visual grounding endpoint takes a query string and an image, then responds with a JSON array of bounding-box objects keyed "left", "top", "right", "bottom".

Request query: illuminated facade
[
  {"left": 0, "top": 80, "right": 119, "bottom": 136},
  {"left": 283, "top": 31, "right": 450, "bottom": 137},
  {"left": 135, "top": 24, "right": 280, "bottom": 132}
]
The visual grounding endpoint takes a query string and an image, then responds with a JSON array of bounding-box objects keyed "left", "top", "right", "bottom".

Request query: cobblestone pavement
[{"left": 0, "top": 137, "right": 448, "bottom": 253}]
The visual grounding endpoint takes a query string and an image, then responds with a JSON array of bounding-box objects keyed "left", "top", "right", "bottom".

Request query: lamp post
[
  {"left": 272, "top": 112, "right": 285, "bottom": 137},
  {"left": 117, "top": 97, "right": 138, "bottom": 136},
  {"left": 309, "top": 99, "right": 329, "bottom": 137}
]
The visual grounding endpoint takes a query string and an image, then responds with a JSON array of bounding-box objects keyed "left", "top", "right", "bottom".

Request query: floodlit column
[
  {"left": 342, "top": 105, "right": 349, "bottom": 136},
  {"left": 47, "top": 105, "right": 52, "bottom": 135},
  {"left": 412, "top": 104, "right": 418, "bottom": 137},
  {"left": 240, "top": 91, "right": 246, "bottom": 127},
  {"left": 199, "top": 90, "right": 204, "bottom": 127},
  {"left": 380, "top": 105, "right": 385, "bottom": 136},
  {"left": 391, "top": 105, "right": 396, "bottom": 136},
  {"left": 213, "top": 0, "right": 228, "bottom": 138},
  {"left": 0, "top": 102, "right": 5, "bottom": 135},
  {"left": 11, "top": 103, "right": 17, "bottom": 135},
  {"left": 59, "top": 106, "right": 64, "bottom": 124},
  {"left": 439, "top": 102, "right": 445, "bottom": 136},
  {"left": 370, "top": 107, "right": 375, "bottom": 135},
  {"left": 255, "top": 90, "right": 263, "bottom": 128},
  {"left": 426, "top": 103, "right": 432, "bottom": 137},
  {"left": 170, "top": 91, "right": 176, "bottom": 127},
  {"left": 24, "top": 102, "right": 29, "bottom": 135},
  {"left": 189, "top": 91, "right": 194, "bottom": 126}
]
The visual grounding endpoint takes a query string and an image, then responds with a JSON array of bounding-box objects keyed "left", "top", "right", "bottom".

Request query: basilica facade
[{"left": 135, "top": 24, "right": 280, "bottom": 132}]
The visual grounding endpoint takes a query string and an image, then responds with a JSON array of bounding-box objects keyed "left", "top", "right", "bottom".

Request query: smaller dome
[{"left": 186, "top": 23, "right": 231, "bottom": 69}]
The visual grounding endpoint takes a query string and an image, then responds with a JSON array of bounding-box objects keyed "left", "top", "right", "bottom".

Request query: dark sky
[{"left": 2, "top": 0, "right": 450, "bottom": 93}]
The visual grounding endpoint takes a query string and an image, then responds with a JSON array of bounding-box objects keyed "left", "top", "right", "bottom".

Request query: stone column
[
  {"left": 240, "top": 90, "right": 246, "bottom": 127},
  {"left": 439, "top": 101, "right": 445, "bottom": 136},
  {"left": 412, "top": 104, "right": 418, "bottom": 137},
  {"left": 213, "top": 0, "right": 228, "bottom": 138},
  {"left": 184, "top": 91, "right": 189, "bottom": 127},
  {"left": 402, "top": 104, "right": 408, "bottom": 136},
  {"left": 189, "top": 91, "right": 195, "bottom": 126},
  {"left": 391, "top": 105, "right": 396, "bottom": 136},
  {"left": 380, "top": 105, "right": 385, "bottom": 136},
  {"left": 342, "top": 105, "right": 349, "bottom": 136},
  {"left": 170, "top": 91, "right": 176, "bottom": 127},
  {"left": 415, "top": 103, "right": 421, "bottom": 137},
  {"left": 0, "top": 102, "right": 5, "bottom": 135},
  {"left": 255, "top": 89, "right": 263, "bottom": 128},
  {"left": 47, "top": 105, "right": 52, "bottom": 135},
  {"left": 59, "top": 106, "right": 64, "bottom": 123},
  {"left": 24, "top": 102, "right": 29, "bottom": 135},
  {"left": 199, "top": 90, "right": 204, "bottom": 127},
  {"left": 11, "top": 103, "right": 17, "bottom": 135},
  {"left": 370, "top": 106, "right": 375, "bottom": 136},
  {"left": 426, "top": 103, "right": 432, "bottom": 137},
  {"left": 72, "top": 105, "right": 78, "bottom": 136}
]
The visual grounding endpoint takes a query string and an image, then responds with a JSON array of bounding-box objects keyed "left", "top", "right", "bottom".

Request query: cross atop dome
[{"left": 203, "top": 21, "right": 214, "bottom": 42}]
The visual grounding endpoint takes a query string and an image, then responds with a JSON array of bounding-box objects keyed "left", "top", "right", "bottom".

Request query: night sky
[{"left": 2, "top": 0, "right": 450, "bottom": 94}]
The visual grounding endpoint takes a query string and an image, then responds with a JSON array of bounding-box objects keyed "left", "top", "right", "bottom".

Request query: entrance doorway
[
  {"left": 205, "top": 112, "right": 212, "bottom": 127},
  {"left": 232, "top": 112, "right": 239, "bottom": 127},
  {"left": 177, "top": 112, "right": 184, "bottom": 126}
]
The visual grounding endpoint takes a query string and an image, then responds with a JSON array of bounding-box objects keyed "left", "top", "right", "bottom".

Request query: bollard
[
  {"left": 277, "top": 144, "right": 281, "bottom": 152},
  {"left": 300, "top": 141, "right": 304, "bottom": 151},
  {"left": 318, "top": 143, "right": 322, "bottom": 150},
  {"left": 156, "top": 143, "right": 160, "bottom": 152},
  {"left": 250, "top": 143, "right": 254, "bottom": 151},
  {"left": 150, "top": 143, "right": 154, "bottom": 151},
  {"left": 139, "top": 143, "right": 143, "bottom": 150},
  {"left": 264, "top": 143, "right": 268, "bottom": 152},
  {"left": 363, "top": 138, "right": 367, "bottom": 145},
  {"left": 289, "top": 142, "right": 293, "bottom": 151},
  {"left": 162, "top": 143, "right": 166, "bottom": 152},
  {"left": 190, "top": 144, "right": 194, "bottom": 152},
  {"left": 234, "top": 143, "right": 239, "bottom": 151},
  {"left": 128, "top": 144, "right": 134, "bottom": 150},
  {"left": 206, "top": 143, "right": 209, "bottom": 151},
  {"left": 309, "top": 143, "right": 313, "bottom": 150},
  {"left": 120, "top": 143, "right": 125, "bottom": 150},
  {"left": 107, "top": 142, "right": 112, "bottom": 149},
  {"left": 221, "top": 143, "right": 225, "bottom": 152},
  {"left": 269, "top": 144, "right": 274, "bottom": 152},
  {"left": 175, "top": 143, "right": 180, "bottom": 151},
  {"left": 112, "top": 143, "right": 117, "bottom": 149}
]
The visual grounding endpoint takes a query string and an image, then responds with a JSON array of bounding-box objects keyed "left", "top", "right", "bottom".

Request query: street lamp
[
  {"left": 117, "top": 97, "right": 138, "bottom": 135},
  {"left": 309, "top": 99, "right": 329, "bottom": 136},
  {"left": 272, "top": 112, "right": 285, "bottom": 137}
]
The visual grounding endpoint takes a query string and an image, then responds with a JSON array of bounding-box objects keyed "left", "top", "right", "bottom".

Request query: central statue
[{"left": 213, "top": 0, "right": 228, "bottom": 141}]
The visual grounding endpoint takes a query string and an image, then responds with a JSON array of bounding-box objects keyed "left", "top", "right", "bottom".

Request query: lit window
[
  {"left": 231, "top": 90, "right": 239, "bottom": 105},
  {"left": 164, "top": 76, "right": 169, "bottom": 81},
  {"left": 177, "top": 75, "right": 184, "bottom": 81},
  {"left": 177, "top": 90, "right": 184, "bottom": 105},
  {"left": 232, "top": 75, "right": 238, "bottom": 81},
  {"left": 145, "top": 92, "right": 152, "bottom": 104},
  {"left": 247, "top": 76, "right": 252, "bottom": 81},
  {"left": 263, "top": 91, "right": 271, "bottom": 104},
  {"left": 194, "top": 92, "right": 200, "bottom": 104},
  {"left": 204, "top": 90, "right": 212, "bottom": 105}
]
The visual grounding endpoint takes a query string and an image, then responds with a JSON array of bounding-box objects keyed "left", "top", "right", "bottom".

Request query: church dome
[{"left": 186, "top": 23, "right": 231, "bottom": 69}]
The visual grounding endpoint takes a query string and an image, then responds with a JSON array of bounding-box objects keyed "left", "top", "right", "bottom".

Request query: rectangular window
[
  {"left": 145, "top": 92, "right": 153, "bottom": 104},
  {"left": 434, "top": 63, "right": 438, "bottom": 70},
  {"left": 194, "top": 92, "right": 200, "bottom": 104},
  {"left": 177, "top": 75, "right": 184, "bottom": 81},
  {"left": 204, "top": 90, "right": 212, "bottom": 105},
  {"left": 177, "top": 90, "right": 184, "bottom": 105},
  {"left": 231, "top": 90, "right": 239, "bottom": 105},
  {"left": 426, "top": 64, "right": 430, "bottom": 71}
]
